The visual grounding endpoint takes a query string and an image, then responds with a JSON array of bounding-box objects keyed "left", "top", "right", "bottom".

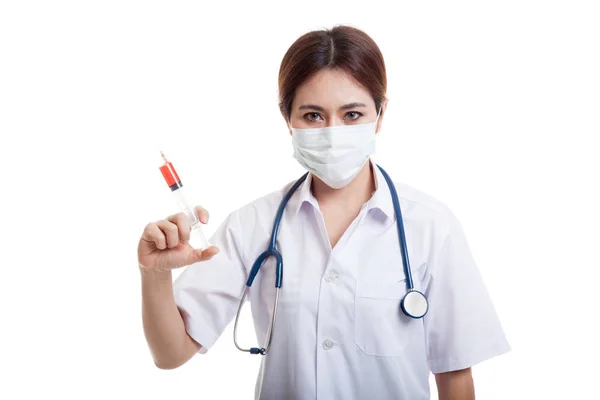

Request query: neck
[{"left": 311, "top": 160, "right": 376, "bottom": 208}]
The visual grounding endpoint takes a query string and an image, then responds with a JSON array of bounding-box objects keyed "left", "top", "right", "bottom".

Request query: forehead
[{"left": 293, "top": 68, "right": 372, "bottom": 108}]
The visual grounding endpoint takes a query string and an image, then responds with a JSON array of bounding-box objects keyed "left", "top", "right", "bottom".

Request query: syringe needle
[{"left": 160, "top": 151, "right": 168, "bottom": 163}]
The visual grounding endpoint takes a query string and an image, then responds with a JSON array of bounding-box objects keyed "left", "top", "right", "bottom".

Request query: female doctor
[{"left": 138, "top": 25, "right": 510, "bottom": 400}]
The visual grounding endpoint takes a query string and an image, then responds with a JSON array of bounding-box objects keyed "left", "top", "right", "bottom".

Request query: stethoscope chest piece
[{"left": 400, "top": 289, "right": 429, "bottom": 319}]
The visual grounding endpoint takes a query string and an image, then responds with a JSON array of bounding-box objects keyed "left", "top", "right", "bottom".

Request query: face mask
[{"left": 289, "top": 106, "right": 381, "bottom": 189}]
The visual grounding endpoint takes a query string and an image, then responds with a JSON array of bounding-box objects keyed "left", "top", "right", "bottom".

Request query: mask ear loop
[{"left": 374, "top": 104, "right": 382, "bottom": 130}]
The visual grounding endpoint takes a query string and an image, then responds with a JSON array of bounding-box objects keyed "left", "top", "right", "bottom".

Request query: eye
[
  {"left": 303, "top": 112, "right": 323, "bottom": 122},
  {"left": 345, "top": 111, "right": 363, "bottom": 121}
]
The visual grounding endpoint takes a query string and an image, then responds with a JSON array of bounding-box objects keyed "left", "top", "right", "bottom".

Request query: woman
[{"left": 138, "top": 25, "right": 510, "bottom": 400}]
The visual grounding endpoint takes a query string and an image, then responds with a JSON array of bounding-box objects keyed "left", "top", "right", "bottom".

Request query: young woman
[{"left": 138, "top": 25, "right": 510, "bottom": 400}]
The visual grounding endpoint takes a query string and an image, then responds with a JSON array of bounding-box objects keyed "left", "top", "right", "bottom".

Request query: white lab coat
[{"left": 173, "top": 163, "right": 511, "bottom": 399}]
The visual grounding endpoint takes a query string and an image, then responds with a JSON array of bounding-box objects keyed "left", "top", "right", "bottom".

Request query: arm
[
  {"left": 435, "top": 367, "right": 475, "bottom": 400},
  {"left": 140, "top": 267, "right": 202, "bottom": 369}
]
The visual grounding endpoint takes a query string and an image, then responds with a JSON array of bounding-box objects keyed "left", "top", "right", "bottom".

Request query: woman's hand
[{"left": 137, "top": 205, "right": 219, "bottom": 272}]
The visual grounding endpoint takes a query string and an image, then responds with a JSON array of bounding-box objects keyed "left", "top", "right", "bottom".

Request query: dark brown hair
[{"left": 278, "top": 25, "right": 387, "bottom": 121}]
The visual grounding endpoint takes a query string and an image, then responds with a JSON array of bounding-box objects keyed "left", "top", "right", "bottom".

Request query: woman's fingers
[
  {"left": 167, "top": 212, "right": 191, "bottom": 244},
  {"left": 155, "top": 219, "right": 180, "bottom": 249},
  {"left": 194, "top": 205, "right": 209, "bottom": 224},
  {"left": 141, "top": 222, "right": 167, "bottom": 250}
]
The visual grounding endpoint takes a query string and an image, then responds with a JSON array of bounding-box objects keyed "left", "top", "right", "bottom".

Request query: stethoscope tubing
[
  {"left": 234, "top": 172, "right": 308, "bottom": 354},
  {"left": 376, "top": 165, "right": 414, "bottom": 290},
  {"left": 233, "top": 164, "right": 423, "bottom": 355}
]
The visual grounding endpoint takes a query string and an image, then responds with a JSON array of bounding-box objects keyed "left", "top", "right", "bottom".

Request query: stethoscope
[{"left": 233, "top": 164, "right": 429, "bottom": 355}]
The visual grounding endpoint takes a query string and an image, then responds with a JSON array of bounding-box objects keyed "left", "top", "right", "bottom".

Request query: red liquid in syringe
[{"left": 159, "top": 152, "right": 209, "bottom": 250}]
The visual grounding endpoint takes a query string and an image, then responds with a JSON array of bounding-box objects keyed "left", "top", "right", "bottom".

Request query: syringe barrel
[{"left": 171, "top": 187, "right": 210, "bottom": 250}]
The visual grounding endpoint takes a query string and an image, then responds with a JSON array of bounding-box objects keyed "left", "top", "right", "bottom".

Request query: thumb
[{"left": 187, "top": 245, "right": 219, "bottom": 264}]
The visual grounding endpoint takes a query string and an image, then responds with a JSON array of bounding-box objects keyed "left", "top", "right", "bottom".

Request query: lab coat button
[
  {"left": 324, "top": 270, "right": 339, "bottom": 283},
  {"left": 323, "top": 339, "right": 335, "bottom": 350}
]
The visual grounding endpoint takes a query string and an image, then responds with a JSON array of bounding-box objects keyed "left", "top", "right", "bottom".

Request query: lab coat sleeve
[
  {"left": 172, "top": 210, "right": 248, "bottom": 354},
  {"left": 422, "top": 211, "right": 511, "bottom": 374}
]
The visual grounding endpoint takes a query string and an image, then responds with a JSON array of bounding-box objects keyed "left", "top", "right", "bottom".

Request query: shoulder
[
  {"left": 396, "top": 181, "right": 456, "bottom": 221},
  {"left": 393, "top": 180, "right": 462, "bottom": 241},
  {"left": 393, "top": 182, "right": 474, "bottom": 279},
  {"left": 225, "top": 179, "right": 296, "bottom": 230}
]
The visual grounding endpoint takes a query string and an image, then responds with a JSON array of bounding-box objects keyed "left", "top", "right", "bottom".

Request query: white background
[{"left": 1, "top": 1, "right": 599, "bottom": 399}]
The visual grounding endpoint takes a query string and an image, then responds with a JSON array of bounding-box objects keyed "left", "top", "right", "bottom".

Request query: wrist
[{"left": 139, "top": 263, "right": 172, "bottom": 280}]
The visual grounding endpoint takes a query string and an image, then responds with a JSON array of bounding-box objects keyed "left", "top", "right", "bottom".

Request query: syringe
[{"left": 159, "top": 151, "right": 210, "bottom": 250}]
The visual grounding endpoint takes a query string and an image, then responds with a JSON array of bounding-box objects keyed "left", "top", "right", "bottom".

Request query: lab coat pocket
[{"left": 354, "top": 277, "right": 421, "bottom": 357}]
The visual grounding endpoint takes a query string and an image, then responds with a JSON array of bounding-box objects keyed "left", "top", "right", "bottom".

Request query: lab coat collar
[
  {"left": 365, "top": 159, "right": 396, "bottom": 221},
  {"left": 287, "top": 159, "right": 396, "bottom": 221},
  {"left": 288, "top": 170, "right": 317, "bottom": 217}
]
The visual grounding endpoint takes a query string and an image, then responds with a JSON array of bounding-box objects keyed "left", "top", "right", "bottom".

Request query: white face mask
[{"left": 289, "top": 106, "right": 382, "bottom": 189}]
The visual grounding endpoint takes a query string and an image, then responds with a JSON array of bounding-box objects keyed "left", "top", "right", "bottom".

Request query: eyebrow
[{"left": 298, "top": 102, "right": 367, "bottom": 111}]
